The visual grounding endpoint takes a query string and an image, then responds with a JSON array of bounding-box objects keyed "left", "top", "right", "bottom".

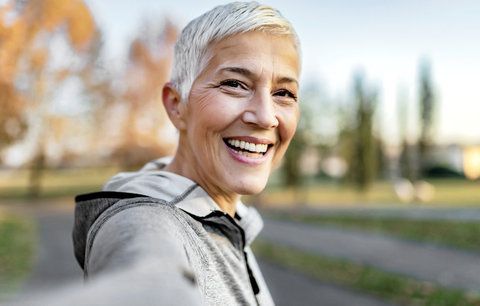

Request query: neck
[{"left": 164, "top": 144, "right": 239, "bottom": 217}]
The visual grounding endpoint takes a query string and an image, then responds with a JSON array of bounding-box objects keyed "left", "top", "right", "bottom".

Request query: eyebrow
[
  {"left": 277, "top": 76, "right": 299, "bottom": 86},
  {"left": 218, "top": 66, "right": 298, "bottom": 86},
  {"left": 219, "top": 67, "right": 255, "bottom": 78}
]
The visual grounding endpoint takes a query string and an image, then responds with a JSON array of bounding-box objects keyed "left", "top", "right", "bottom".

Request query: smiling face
[{"left": 164, "top": 31, "right": 300, "bottom": 210}]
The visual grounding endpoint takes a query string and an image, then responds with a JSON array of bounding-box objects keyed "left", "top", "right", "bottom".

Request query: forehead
[{"left": 201, "top": 31, "right": 300, "bottom": 80}]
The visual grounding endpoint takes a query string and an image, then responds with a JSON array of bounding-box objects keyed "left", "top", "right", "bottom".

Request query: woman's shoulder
[{"left": 73, "top": 191, "right": 192, "bottom": 270}]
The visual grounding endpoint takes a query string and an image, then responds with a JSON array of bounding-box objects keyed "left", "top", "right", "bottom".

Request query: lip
[{"left": 223, "top": 140, "right": 273, "bottom": 166}]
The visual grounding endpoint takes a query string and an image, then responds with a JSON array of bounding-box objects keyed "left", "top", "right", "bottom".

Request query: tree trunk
[{"left": 28, "top": 150, "right": 45, "bottom": 199}]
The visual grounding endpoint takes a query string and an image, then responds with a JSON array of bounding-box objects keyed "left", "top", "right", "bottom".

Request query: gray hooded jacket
[{"left": 72, "top": 158, "right": 274, "bottom": 306}]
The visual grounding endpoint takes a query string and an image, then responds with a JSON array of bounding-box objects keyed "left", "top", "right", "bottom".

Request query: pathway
[{"left": 261, "top": 217, "right": 480, "bottom": 291}]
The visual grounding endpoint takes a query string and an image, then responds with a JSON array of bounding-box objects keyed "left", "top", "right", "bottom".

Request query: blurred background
[{"left": 1, "top": 0, "right": 480, "bottom": 305}]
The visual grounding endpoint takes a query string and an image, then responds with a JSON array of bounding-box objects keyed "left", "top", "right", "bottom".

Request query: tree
[
  {"left": 346, "top": 71, "right": 378, "bottom": 191},
  {"left": 418, "top": 58, "right": 435, "bottom": 177},
  {"left": 0, "top": 0, "right": 100, "bottom": 196},
  {"left": 397, "top": 86, "right": 416, "bottom": 181},
  {"left": 282, "top": 129, "right": 305, "bottom": 187},
  {"left": 110, "top": 20, "right": 178, "bottom": 169}
]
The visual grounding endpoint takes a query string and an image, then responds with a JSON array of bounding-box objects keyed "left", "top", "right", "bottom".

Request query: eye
[
  {"left": 274, "top": 89, "right": 298, "bottom": 101},
  {"left": 219, "top": 79, "right": 248, "bottom": 90}
]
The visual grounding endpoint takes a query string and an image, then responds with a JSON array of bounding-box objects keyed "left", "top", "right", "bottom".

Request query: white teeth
[{"left": 226, "top": 139, "right": 269, "bottom": 153}]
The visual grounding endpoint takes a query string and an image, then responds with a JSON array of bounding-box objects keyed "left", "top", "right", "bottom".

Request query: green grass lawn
[
  {"left": 256, "top": 179, "right": 480, "bottom": 207},
  {"left": 0, "top": 167, "right": 119, "bottom": 199},
  {"left": 269, "top": 213, "right": 480, "bottom": 253},
  {"left": 253, "top": 241, "right": 480, "bottom": 306},
  {"left": 0, "top": 213, "right": 35, "bottom": 301},
  {"left": 2, "top": 168, "right": 479, "bottom": 206}
]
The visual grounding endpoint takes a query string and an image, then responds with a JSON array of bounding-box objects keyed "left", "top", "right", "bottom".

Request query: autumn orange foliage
[
  {"left": 1, "top": 0, "right": 179, "bottom": 175},
  {"left": 0, "top": 0, "right": 98, "bottom": 148}
]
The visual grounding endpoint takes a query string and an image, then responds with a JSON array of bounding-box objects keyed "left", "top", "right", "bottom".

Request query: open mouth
[{"left": 223, "top": 138, "right": 273, "bottom": 157}]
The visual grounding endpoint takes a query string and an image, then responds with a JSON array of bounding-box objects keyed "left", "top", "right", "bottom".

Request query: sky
[{"left": 84, "top": 0, "right": 480, "bottom": 146}]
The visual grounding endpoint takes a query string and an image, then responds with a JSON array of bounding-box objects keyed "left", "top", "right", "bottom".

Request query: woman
[{"left": 73, "top": 2, "right": 300, "bottom": 305}]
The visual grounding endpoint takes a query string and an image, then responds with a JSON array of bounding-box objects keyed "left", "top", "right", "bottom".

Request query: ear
[{"left": 162, "top": 82, "right": 187, "bottom": 130}]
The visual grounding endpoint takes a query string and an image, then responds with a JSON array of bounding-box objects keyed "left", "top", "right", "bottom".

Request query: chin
[{"left": 231, "top": 177, "right": 268, "bottom": 195}]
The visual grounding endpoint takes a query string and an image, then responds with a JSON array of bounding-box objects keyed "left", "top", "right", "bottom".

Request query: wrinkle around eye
[{"left": 218, "top": 79, "right": 251, "bottom": 97}]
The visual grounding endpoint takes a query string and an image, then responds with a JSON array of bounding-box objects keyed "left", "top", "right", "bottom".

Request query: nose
[{"left": 242, "top": 90, "right": 279, "bottom": 129}]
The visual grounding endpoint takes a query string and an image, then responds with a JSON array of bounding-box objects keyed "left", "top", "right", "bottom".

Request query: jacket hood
[
  {"left": 73, "top": 157, "right": 264, "bottom": 269},
  {"left": 73, "top": 191, "right": 148, "bottom": 269}
]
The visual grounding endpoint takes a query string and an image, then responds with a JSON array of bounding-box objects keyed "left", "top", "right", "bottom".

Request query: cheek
[{"left": 188, "top": 91, "right": 243, "bottom": 137}]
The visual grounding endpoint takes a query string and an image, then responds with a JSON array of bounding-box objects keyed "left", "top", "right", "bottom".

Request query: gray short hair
[{"left": 170, "top": 1, "right": 300, "bottom": 102}]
